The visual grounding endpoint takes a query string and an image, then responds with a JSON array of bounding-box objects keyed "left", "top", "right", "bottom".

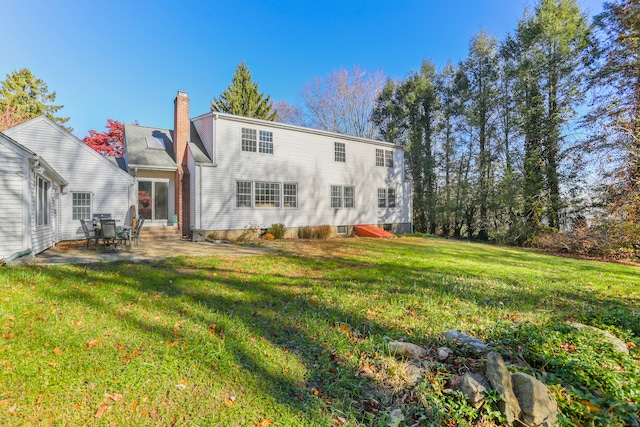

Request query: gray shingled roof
[
  {"left": 189, "top": 122, "right": 212, "bottom": 164},
  {"left": 123, "top": 123, "right": 211, "bottom": 169},
  {"left": 124, "top": 124, "right": 177, "bottom": 170}
]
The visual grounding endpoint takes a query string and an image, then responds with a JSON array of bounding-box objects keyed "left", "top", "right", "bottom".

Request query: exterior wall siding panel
[
  {"left": 0, "top": 144, "right": 27, "bottom": 257},
  {"left": 193, "top": 115, "right": 411, "bottom": 231},
  {"left": 5, "top": 118, "right": 135, "bottom": 240}
]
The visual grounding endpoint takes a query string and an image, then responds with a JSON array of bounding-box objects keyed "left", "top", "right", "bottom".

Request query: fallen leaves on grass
[
  {"left": 53, "top": 347, "right": 64, "bottom": 355},
  {"left": 0, "top": 398, "right": 14, "bottom": 406},
  {"left": 254, "top": 420, "right": 273, "bottom": 426},
  {"left": 94, "top": 402, "right": 109, "bottom": 419},
  {"left": 86, "top": 339, "right": 100, "bottom": 349}
]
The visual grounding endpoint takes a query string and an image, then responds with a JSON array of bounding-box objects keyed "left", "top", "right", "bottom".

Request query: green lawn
[{"left": 0, "top": 237, "right": 638, "bottom": 426}]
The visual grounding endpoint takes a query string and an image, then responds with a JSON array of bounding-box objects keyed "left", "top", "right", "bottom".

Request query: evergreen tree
[
  {"left": 373, "top": 61, "right": 439, "bottom": 233},
  {"left": 0, "top": 68, "right": 70, "bottom": 130},
  {"left": 211, "top": 61, "right": 277, "bottom": 121},
  {"left": 588, "top": 0, "right": 640, "bottom": 244},
  {"left": 516, "top": 0, "right": 590, "bottom": 230},
  {"left": 462, "top": 31, "right": 501, "bottom": 240}
]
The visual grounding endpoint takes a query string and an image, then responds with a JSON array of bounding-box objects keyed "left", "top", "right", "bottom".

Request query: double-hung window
[
  {"left": 334, "top": 142, "right": 346, "bottom": 162},
  {"left": 376, "top": 149, "right": 393, "bottom": 167},
  {"left": 255, "top": 182, "right": 281, "bottom": 208},
  {"left": 259, "top": 131, "right": 273, "bottom": 154},
  {"left": 388, "top": 188, "right": 396, "bottom": 208},
  {"left": 344, "top": 186, "right": 355, "bottom": 208},
  {"left": 331, "top": 185, "right": 342, "bottom": 208},
  {"left": 378, "top": 188, "right": 387, "bottom": 208},
  {"left": 283, "top": 183, "right": 297, "bottom": 208},
  {"left": 385, "top": 150, "right": 394, "bottom": 167},
  {"left": 241, "top": 128, "right": 257, "bottom": 152},
  {"left": 72, "top": 192, "right": 92, "bottom": 220},
  {"left": 376, "top": 149, "right": 385, "bottom": 166},
  {"left": 236, "top": 181, "right": 252, "bottom": 207},
  {"left": 378, "top": 187, "right": 397, "bottom": 208},
  {"left": 36, "top": 176, "right": 50, "bottom": 226},
  {"left": 331, "top": 185, "right": 354, "bottom": 208}
]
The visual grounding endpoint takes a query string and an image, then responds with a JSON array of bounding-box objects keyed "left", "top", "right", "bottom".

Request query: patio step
[{"left": 139, "top": 225, "right": 182, "bottom": 241}]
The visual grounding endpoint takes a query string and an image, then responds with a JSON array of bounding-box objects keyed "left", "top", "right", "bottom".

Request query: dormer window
[{"left": 145, "top": 136, "right": 165, "bottom": 150}]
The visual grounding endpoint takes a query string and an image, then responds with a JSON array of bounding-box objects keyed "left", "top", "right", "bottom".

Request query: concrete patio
[{"left": 34, "top": 239, "right": 273, "bottom": 265}]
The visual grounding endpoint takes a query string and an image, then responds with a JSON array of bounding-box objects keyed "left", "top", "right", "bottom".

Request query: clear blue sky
[{"left": 1, "top": 0, "right": 604, "bottom": 138}]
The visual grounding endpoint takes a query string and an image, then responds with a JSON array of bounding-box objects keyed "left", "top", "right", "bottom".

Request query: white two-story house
[{"left": 122, "top": 91, "right": 412, "bottom": 238}]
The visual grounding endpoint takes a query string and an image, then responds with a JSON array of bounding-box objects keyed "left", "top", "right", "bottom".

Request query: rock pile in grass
[{"left": 388, "top": 334, "right": 559, "bottom": 427}]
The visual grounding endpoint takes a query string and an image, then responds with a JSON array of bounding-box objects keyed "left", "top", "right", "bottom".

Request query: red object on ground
[{"left": 353, "top": 225, "right": 396, "bottom": 238}]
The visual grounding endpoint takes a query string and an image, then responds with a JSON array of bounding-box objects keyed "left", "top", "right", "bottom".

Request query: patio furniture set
[{"left": 80, "top": 215, "right": 145, "bottom": 251}]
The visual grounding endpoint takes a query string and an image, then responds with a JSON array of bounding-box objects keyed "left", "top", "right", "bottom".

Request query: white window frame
[
  {"left": 344, "top": 186, "right": 355, "bottom": 208},
  {"left": 375, "top": 148, "right": 385, "bottom": 166},
  {"left": 330, "top": 185, "right": 342, "bottom": 208},
  {"left": 283, "top": 183, "right": 298, "bottom": 208},
  {"left": 241, "top": 128, "right": 257, "bottom": 152},
  {"left": 331, "top": 185, "right": 354, "bottom": 209},
  {"left": 334, "top": 142, "right": 346, "bottom": 162},
  {"left": 388, "top": 188, "right": 396, "bottom": 208},
  {"left": 236, "top": 180, "right": 252, "bottom": 208},
  {"left": 259, "top": 130, "right": 273, "bottom": 154},
  {"left": 378, "top": 187, "right": 397, "bottom": 208},
  {"left": 377, "top": 188, "right": 387, "bottom": 208},
  {"left": 255, "top": 182, "right": 281, "bottom": 208},
  {"left": 385, "top": 150, "right": 394, "bottom": 168},
  {"left": 36, "top": 176, "right": 50, "bottom": 226},
  {"left": 72, "top": 192, "right": 92, "bottom": 220}
]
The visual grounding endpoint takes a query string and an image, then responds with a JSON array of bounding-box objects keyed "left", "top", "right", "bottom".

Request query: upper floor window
[
  {"left": 259, "top": 131, "right": 273, "bottom": 154},
  {"left": 385, "top": 150, "right": 394, "bottom": 168},
  {"left": 376, "top": 149, "right": 385, "bottom": 166},
  {"left": 376, "top": 148, "right": 393, "bottom": 167},
  {"left": 242, "top": 128, "right": 257, "bottom": 152},
  {"left": 334, "top": 142, "right": 346, "bottom": 162},
  {"left": 72, "top": 192, "right": 92, "bottom": 220}
]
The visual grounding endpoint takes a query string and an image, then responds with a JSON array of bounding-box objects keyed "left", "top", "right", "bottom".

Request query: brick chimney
[{"left": 174, "top": 91, "right": 190, "bottom": 235}]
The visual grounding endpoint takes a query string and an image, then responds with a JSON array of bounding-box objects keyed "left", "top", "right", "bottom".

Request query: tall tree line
[{"left": 374, "top": 0, "right": 594, "bottom": 243}]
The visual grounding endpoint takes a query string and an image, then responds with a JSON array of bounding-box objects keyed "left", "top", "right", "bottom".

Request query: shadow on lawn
[
  {"left": 28, "top": 257, "right": 407, "bottom": 424},
  {"left": 21, "top": 237, "right": 640, "bottom": 424}
]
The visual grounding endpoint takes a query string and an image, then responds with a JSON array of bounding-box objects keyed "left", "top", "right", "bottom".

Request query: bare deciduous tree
[
  {"left": 299, "top": 66, "right": 386, "bottom": 139},
  {"left": 273, "top": 100, "right": 306, "bottom": 127}
]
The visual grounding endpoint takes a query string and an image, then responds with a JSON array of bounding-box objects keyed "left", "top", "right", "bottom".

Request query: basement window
[{"left": 337, "top": 225, "right": 348, "bottom": 236}]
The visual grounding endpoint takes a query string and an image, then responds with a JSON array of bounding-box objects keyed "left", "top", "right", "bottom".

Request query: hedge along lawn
[{"left": 0, "top": 237, "right": 637, "bottom": 426}]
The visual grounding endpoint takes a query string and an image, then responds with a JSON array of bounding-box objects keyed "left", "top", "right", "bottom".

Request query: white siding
[
  {"left": 0, "top": 143, "right": 28, "bottom": 257},
  {"left": 193, "top": 117, "right": 214, "bottom": 161},
  {"left": 5, "top": 118, "right": 135, "bottom": 241},
  {"left": 186, "top": 148, "right": 197, "bottom": 230},
  {"left": 192, "top": 116, "right": 411, "bottom": 231}
]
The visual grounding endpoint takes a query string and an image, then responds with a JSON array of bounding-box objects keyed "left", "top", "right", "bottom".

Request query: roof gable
[
  {"left": 3, "top": 116, "right": 134, "bottom": 182},
  {"left": 123, "top": 124, "right": 178, "bottom": 170}
]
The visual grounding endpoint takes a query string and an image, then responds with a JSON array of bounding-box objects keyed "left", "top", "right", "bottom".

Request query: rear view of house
[{"left": 123, "top": 91, "right": 412, "bottom": 238}]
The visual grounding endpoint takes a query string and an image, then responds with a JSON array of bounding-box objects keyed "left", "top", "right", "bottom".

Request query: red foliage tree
[{"left": 83, "top": 119, "right": 124, "bottom": 158}]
